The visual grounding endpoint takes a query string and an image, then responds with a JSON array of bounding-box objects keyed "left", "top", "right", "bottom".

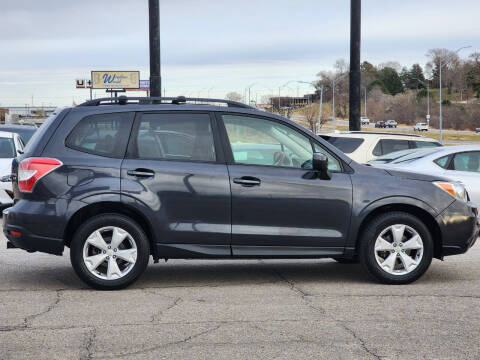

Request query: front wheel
[
  {"left": 70, "top": 214, "right": 150, "bottom": 290},
  {"left": 359, "top": 212, "right": 433, "bottom": 284}
]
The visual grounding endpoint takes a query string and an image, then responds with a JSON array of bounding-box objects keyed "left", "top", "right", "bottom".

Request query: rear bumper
[
  {"left": 3, "top": 207, "right": 64, "bottom": 255},
  {"left": 438, "top": 200, "right": 479, "bottom": 257}
]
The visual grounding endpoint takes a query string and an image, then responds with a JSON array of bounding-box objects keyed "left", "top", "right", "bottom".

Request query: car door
[
  {"left": 218, "top": 113, "right": 353, "bottom": 256},
  {"left": 121, "top": 111, "right": 231, "bottom": 257},
  {"left": 444, "top": 151, "right": 480, "bottom": 206}
]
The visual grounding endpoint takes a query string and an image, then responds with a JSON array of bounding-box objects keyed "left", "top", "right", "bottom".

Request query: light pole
[
  {"left": 332, "top": 73, "right": 348, "bottom": 129},
  {"left": 364, "top": 86, "right": 367, "bottom": 118},
  {"left": 278, "top": 81, "right": 295, "bottom": 114},
  {"left": 438, "top": 46, "right": 471, "bottom": 142},
  {"left": 412, "top": 77, "right": 431, "bottom": 125},
  {"left": 246, "top": 83, "right": 257, "bottom": 106},
  {"left": 298, "top": 81, "right": 324, "bottom": 133}
]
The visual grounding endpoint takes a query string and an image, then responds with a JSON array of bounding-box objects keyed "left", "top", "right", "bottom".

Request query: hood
[{"left": 384, "top": 168, "right": 449, "bottom": 182}]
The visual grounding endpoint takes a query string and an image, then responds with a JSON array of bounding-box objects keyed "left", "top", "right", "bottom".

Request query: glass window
[
  {"left": 434, "top": 155, "right": 449, "bottom": 169},
  {"left": 222, "top": 114, "right": 340, "bottom": 171},
  {"left": 66, "top": 112, "right": 133, "bottom": 158},
  {"left": 325, "top": 136, "right": 364, "bottom": 154},
  {"left": 135, "top": 113, "right": 215, "bottom": 162},
  {"left": 413, "top": 141, "right": 441, "bottom": 148},
  {"left": 374, "top": 139, "right": 409, "bottom": 156},
  {"left": 452, "top": 152, "right": 480, "bottom": 173},
  {"left": 0, "top": 138, "right": 15, "bottom": 158}
]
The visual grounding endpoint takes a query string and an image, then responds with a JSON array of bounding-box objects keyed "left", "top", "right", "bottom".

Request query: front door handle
[
  {"left": 127, "top": 169, "right": 155, "bottom": 177},
  {"left": 233, "top": 176, "right": 261, "bottom": 187}
]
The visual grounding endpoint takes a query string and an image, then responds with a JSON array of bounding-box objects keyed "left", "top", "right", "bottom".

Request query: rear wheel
[
  {"left": 70, "top": 214, "right": 150, "bottom": 290},
  {"left": 359, "top": 212, "right": 433, "bottom": 284}
]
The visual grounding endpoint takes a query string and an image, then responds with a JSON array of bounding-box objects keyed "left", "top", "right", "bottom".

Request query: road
[{"left": 1, "top": 232, "right": 479, "bottom": 360}]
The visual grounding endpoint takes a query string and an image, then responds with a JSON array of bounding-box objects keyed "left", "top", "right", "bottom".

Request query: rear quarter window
[
  {"left": 66, "top": 112, "right": 134, "bottom": 158},
  {"left": 325, "top": 137, "right": 364, "bottom": 154}
]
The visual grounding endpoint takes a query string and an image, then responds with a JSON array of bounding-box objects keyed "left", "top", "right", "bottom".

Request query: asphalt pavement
[{"left": 1, "top": 232, "right": 479, "bottom": 360}]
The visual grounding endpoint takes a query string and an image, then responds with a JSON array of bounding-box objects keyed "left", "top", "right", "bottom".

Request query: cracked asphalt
[{"left": 1, "top": 232, "right": 479, "bottom": 360}]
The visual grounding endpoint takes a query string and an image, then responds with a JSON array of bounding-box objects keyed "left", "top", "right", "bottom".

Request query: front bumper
[
  {"left": 438, "top": 200, "right": 479, "bottom": 257},
  {"left": 3, "top": 207, "right": 64, "bottom": 255}
]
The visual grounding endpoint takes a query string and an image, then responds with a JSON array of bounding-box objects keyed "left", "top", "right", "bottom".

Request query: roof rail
[
  {"left": 340, "top": 131, "right": 425, "bottom": 138},
  {"left": 78, "top": 96, "right": 255, "bottom": 109}
]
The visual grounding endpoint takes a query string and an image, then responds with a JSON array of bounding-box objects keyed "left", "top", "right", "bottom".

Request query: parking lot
[{"left": 1, "top": 230, "right": 479, "bottom": 360}]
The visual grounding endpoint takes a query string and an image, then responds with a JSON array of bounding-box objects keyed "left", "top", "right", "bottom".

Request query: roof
[
  {"left": 0, "top": 131, "right": 15, "bottom": 138},
  {"left": 320, "top": 131, "right": 436, "bottom": 140}
]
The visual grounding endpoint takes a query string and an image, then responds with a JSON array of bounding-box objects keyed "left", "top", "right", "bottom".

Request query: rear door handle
[
  {"left": 233, "top": 176, "right": 261, "bottom": 186},
  {"left": 127, "top": 169, "right": 155, "bottom": 177}
]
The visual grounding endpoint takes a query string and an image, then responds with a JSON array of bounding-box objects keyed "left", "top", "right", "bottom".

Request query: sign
[
  {"left": 426, "top": 114, "right": 430, "bottom": 121},
  {"left": 91, "top": 71, "right": 140, "bottom": 89},
  {"left": 126, "top": 79, "right": 150, "bottom": 92},
  {"left": 76, "top": 79, "right": 85, "bottom": 88}
]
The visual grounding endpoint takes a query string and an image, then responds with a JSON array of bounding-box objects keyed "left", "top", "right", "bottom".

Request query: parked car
[
  {"left": 4, "top": 97, "right": 478, "bottom": 289},
  {"left": 375, "top": 121, "right": 386, "bottom": 128},
  {"left": 0, "top": 131, "right": 25, "bottom": 209},
  {"left": 370, "top": 145, "right": 480, "bottom": 206},
  {"left": 414, "top": 123, "right": 429, "bottom": 131},
  {"left": 360, "top": 117, "right": 370, "bottom": 125},
  {"left": 476, "top": 127, "right": 480, "bottom": 133},
  {"left": 319, "top": 131, "right": 442, "bottom": 163},
  {"left": 368, "top": 148, "right": 426, "bottom": 165},
  {"left": 0, "top": 124, "right": 37, "bottom": 144},
  {"left": 385, "top": 120, "right": 398, "bottom": 128}
]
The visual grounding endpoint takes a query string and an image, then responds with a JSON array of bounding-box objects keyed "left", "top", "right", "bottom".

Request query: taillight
[{"left": 18, "top": 158, "right": 63, "bottom": 193}]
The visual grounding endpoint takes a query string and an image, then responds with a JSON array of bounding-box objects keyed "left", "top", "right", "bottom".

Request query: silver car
[{"left": 370, "top": 145, "right": 480, "bottom": 206}]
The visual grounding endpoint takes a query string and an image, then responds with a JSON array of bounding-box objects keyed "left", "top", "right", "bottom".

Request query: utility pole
[
  {"left": 364, "top": 87, "right": 367, "bottom": 118},
  {"left": 148, "top": 0, "right": 161, "bottom": 98},
  {"left": 349, "top": 0, "right": 361, "bottom": 131},
  {"left": 332, "top": 73, "right": 348, "bottom": 129}
]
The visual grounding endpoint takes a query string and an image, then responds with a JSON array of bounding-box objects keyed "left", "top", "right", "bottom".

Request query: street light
[
  {"left": 438, "top": 45, "right": 471, "bottom": 143},
  {"left": 298, "top": 81, "right": 323, "bottom": 133},
  {"left": 332, "top": 73, "right": 348, "bottom": 129},
  {"left": 278, "top": 81, "right": 295, "bottom": 113},
  {"left": 245, "top": 83, "right": 257, "bottom": 106}
]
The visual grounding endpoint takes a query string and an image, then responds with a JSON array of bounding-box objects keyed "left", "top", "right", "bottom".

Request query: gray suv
[{"left": 3, "top": 97, "right": 478, "bottom": 289}]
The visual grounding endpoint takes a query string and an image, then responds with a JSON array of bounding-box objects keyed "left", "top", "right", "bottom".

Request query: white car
[
  {"left": 385, "top": 120, "right": 398, "bottom": 128},
  {"left": 414, "top": 123, "right": 429, "bottom": 131},
  {"left": 319, "top": 131, "right": 442, "bottom": 163},
  {"left": 0, "top": 131, "right": 25, "bottom": 208},
  {"left": 360, "top": 117, "right": 370, "bottom": 125},
  {"left": 370, "top": 145, "right": 480, "bottom": 206}
]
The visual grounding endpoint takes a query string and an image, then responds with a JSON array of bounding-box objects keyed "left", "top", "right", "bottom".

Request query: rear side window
[
  {"left": 134, "top": 113, "right": 215, "bottom": 162},
  {"left": 372, "top": 139, "right": 409, "bottom": 156},
  {"left": 452, "top": 152, "right": 480, "bottom": 173},
  {"left": 325, "top": 137, "right": 364, "bottom": 154},
  {"left": 66, "top": 112, "right": 133, "bottom": 158}
]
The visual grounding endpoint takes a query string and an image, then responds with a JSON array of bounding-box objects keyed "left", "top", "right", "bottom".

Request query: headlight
[{"left": 434, "top": 181, "right": 468, "bottom": 202}]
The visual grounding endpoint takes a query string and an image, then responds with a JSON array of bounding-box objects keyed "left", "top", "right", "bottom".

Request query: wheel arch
[
  {"left": 63, "top": 201, "right": 158, "bottom": 259},
  {"left": 355, "top": 201, "right": 443, "bottom": 259}
]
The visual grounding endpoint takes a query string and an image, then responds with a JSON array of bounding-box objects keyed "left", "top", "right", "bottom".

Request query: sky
[{"left": 1, "top": 0, "right": 479, "bottom": 106}]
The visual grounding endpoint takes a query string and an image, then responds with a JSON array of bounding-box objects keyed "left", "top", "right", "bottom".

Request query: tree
[
  {"left": 378, "top": 67, "right": 404, "bottom": 95},
  {"left": 225, "top": 92, "right": 243, "bottom": 102}
]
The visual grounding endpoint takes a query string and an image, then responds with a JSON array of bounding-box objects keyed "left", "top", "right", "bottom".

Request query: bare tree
[{"left": 225, "top": 92, "right": 243, "bottom": 102}]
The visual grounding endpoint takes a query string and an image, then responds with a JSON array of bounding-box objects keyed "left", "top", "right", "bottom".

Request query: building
[{"left": 269, "top": 95, "right": 315, "bottom": 109}]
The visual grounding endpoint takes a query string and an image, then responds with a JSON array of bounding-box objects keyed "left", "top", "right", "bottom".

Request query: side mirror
[{"left": 312, "top": 153, "right": 331, "bottom": 180}]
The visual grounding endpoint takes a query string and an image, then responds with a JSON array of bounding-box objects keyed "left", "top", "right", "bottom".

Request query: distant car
[
  {"left": 375, "top": 121, "right": 386, "bottom": 128},
  {"left": 0, "top": 124, "right": 37, "bottom": 144},
  {"left": 0, "top": 131, "right": 25, "bottom": 209},
  {"left": 360, "top": 117, "right": 370, "bottom": 125},
  {"left": 414, "top": 123, "right": 429, "bottom": 132},
  {"left": 319, "top": 131, "right": 442, "bottom": 163},
  {"left": 476, "top": 127, "right": 480, "bottom": 133},
  {"left": 371, "top": 145, "right": 480, "bottom": 206},
  {"left": 385, "top": 120, "right": 398, "bottom": 128}
]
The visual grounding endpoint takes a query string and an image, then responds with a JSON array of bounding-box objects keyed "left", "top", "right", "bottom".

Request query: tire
[
  {"left": 359, "top": 211, "right": 433, "bottom": 284},
  {"left": 70, "top": 214, "right": 150, "bottom": 290}
]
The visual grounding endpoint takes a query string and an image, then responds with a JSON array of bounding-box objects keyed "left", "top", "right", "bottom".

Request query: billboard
[{"left": 91, "top": 71, "right": 140, "bottom": 89}]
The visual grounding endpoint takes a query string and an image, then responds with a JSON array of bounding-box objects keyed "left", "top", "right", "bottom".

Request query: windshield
[
  {"left": 369, "top": 148, "right": 420, "bottom": 164},
  {"left": 0, "top": 137, "right": 15, "bottom": 158}
]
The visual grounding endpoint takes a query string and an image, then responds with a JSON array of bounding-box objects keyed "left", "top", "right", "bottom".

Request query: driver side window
[{"left": 222, "top": 114, "right": 340, "bottom": 171}]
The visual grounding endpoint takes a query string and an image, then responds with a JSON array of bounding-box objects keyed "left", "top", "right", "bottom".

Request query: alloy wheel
[
  {"left": 374, "top": 224, "right": 424, "bottom": 275},
  {"left": 82, "top": 226, "right": 138, "bottom": 280}
]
